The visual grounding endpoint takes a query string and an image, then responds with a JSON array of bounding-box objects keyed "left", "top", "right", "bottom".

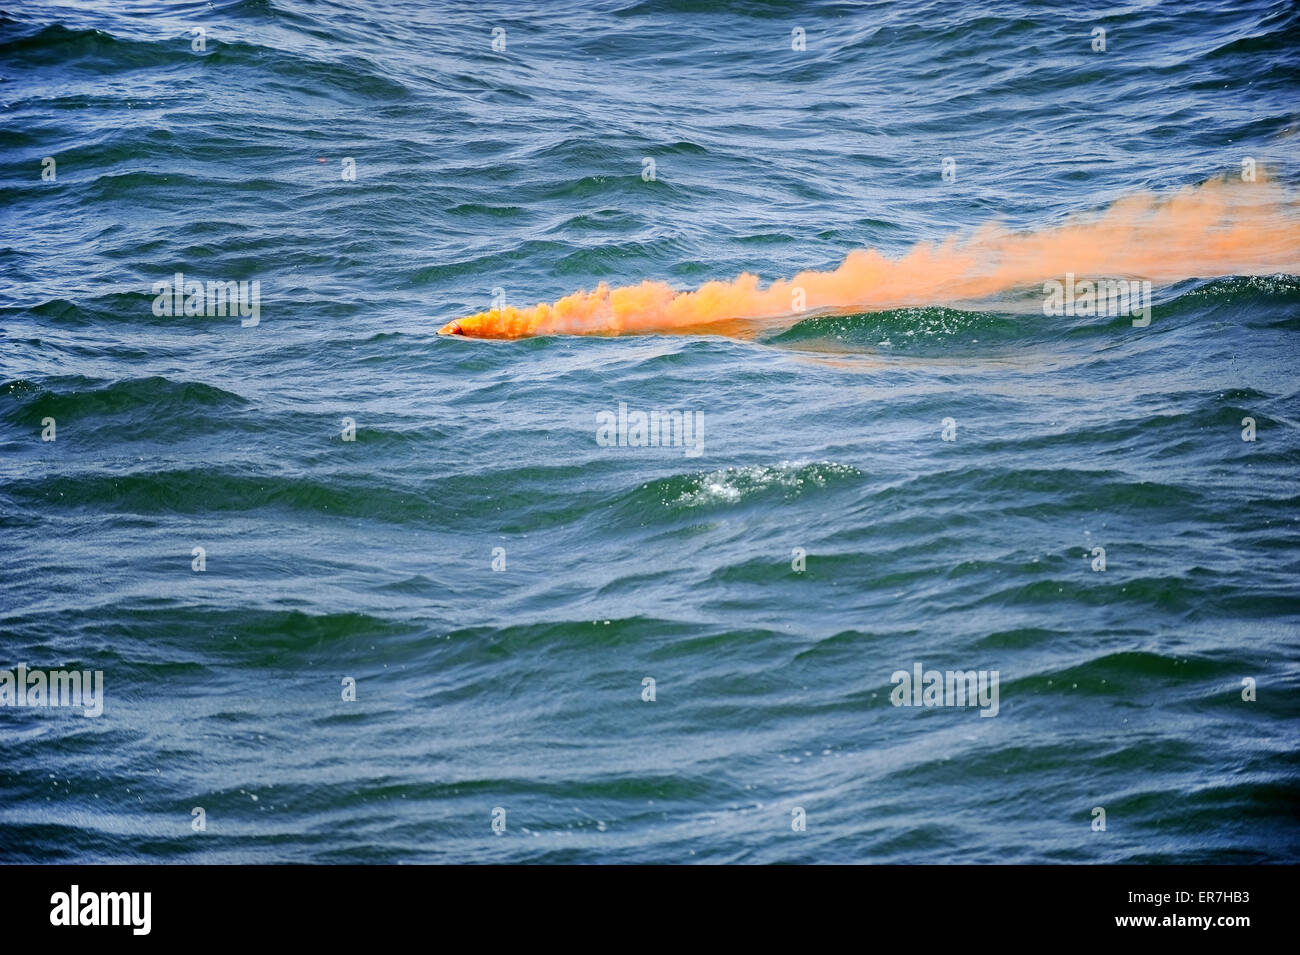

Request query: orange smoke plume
[{"left": 437, "top": 172, "right": 1300, "bottom": 339}]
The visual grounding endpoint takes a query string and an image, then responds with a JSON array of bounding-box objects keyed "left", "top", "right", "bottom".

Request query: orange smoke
[{"left": 437, "top": 172, "right": 1300, "bottom": 339}]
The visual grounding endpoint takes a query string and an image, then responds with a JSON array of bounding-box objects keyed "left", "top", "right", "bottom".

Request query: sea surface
[{"left": 1, "top": 0, "right": 1298, "bottom": 863}]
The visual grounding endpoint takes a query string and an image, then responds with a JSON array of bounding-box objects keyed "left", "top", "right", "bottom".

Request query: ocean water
[{"left": 1, "top": 0, "right": 1298, "bottom": 864}]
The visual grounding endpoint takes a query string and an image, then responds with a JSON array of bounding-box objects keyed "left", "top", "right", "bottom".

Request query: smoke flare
[{"left": 438, "top": 173, "right": 1300, "bottom": 339}]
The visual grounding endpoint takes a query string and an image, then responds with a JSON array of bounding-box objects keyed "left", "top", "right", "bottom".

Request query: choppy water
[{"left": 1, "top": 0, "right": 1298, "bottom": 863}]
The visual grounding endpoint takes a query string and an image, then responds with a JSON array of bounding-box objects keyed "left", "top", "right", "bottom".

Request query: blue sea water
[{"left": 1, "top": 0, "right": 1298, "bottom": 863}]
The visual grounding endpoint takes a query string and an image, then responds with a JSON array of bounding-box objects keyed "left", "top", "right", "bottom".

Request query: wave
[{"left": 630, "top": 462, "right": 862, "bottom": 511}]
